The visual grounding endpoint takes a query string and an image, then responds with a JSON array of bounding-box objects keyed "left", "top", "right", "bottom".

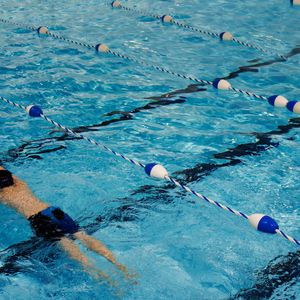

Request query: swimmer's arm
[
  {"left": 59, "top": 237, "right": 114, "bottom": 285},
  {"left": 74, "top": 231, "right": 131, "bottom": 279}
]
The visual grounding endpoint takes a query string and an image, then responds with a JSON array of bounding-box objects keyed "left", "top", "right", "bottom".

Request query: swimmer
[{"left": 0, "top": 166, "right": 132, "bottom": 284}]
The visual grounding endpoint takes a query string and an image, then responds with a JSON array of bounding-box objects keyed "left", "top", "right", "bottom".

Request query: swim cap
[{"left": 0, "top": 170, "right": 14, "bottom": 189}]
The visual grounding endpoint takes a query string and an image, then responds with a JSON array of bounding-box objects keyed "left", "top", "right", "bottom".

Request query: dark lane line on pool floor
[
  {"left": 222, "top": 44, "right": 300, "bottom": 80},
  {"left": 144, "top": 84, "right": 206, "bottom": 101},
  {"left": 229, "top": 249, "right": 300, "bottom": 299}
]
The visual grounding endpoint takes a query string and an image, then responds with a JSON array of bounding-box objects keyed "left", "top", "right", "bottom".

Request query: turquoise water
[{"left": 0, "top": 0, "right": 300, "bottom": 299}]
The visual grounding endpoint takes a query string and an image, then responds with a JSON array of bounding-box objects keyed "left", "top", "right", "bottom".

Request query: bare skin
[{"left": 0, "top": 166, "right": 132, "bottom": 284}]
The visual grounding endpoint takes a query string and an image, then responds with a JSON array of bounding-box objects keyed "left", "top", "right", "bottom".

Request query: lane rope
[
  {"left": 1, "top": 95, "right": 299, "bottom": 247},
  {"left": 110, "top": 1, "right": 287, "bottom": 60},
  {"left": 1, "top": 18, "right": 300, "bottom": 114}
]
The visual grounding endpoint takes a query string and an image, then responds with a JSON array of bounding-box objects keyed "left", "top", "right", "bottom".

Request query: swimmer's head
[{"left": 0, "top": 170, "right": 14, "bottom": 189}]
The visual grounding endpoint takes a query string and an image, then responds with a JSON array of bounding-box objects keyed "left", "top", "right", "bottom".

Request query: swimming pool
[{"left": 0, "top": 0, "right": 300, "bottom": 299}]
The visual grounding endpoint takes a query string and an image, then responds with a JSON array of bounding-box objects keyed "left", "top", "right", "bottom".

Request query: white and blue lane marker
[
  {"left": 1, "top": 18, "right": 300, "bottom": 115},
  {"left": 1, "top": 95, "right": 299, "bottom": 247}
]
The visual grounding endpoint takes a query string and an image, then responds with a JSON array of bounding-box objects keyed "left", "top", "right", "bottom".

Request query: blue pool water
[{"left": 0, "top": 0, "right": 300, "bottom": 299}]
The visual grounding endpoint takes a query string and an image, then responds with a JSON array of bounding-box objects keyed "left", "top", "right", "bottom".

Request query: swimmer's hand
[
  {"left": 115, "top": 263, "right": 138, "bottom": 285},
  {"left": 86, "top": 264, "right": 118, "bottom": 287}
]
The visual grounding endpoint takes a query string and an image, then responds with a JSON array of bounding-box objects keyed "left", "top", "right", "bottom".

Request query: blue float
[{"left": 26, "top": 105, "right": 43, "bottom": 117}]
